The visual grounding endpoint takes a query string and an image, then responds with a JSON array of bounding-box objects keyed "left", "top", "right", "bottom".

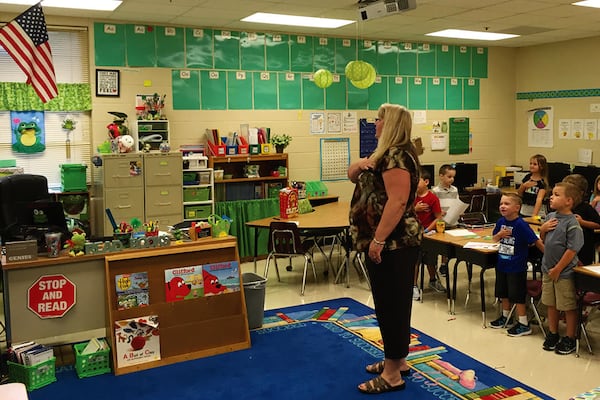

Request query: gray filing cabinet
[{"left": 144, "top": 152, "right": 183, "bottom": 229}]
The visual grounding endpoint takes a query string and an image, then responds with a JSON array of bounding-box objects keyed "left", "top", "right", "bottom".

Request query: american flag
[{"left": 0, "top": 3, "right": 58, "bottom": 103}]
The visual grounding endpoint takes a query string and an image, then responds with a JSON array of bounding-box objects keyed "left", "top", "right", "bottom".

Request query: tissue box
[{"left": 279, "top": 187, "right": 299, "bottom": 219}]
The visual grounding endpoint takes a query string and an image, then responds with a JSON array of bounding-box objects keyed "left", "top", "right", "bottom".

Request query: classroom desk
[
  {"left": 573, "top": 265, "right": 600, "bottom": 357},
  {"left": 245, "top": 201, "right": 367, "bottom": 288}
]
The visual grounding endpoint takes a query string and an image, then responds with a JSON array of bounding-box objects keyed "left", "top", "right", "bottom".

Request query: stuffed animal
[{"left": 64, "top": 229, "right": 86, "bottom": 256}]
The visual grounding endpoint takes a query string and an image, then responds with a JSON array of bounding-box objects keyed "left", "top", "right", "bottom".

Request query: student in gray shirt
[{"left": 539, "top": 182, "right": 584, "bottom": 355}]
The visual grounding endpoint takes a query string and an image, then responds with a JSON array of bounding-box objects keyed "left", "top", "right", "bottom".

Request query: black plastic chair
[{"left": 264, "top": 221, "right": 317, "bottom": 295}]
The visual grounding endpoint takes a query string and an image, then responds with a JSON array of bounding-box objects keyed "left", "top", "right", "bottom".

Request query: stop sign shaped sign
[{"left": 28, "top": 274, "right": 76, "bottom": 319}]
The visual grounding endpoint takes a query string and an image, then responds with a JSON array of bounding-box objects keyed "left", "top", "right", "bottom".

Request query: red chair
[{"left": 263, "top": 221, "right": 317, "bottom": 295}]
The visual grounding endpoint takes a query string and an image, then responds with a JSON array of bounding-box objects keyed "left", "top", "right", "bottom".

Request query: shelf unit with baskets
[
  {"left": 182, "top": 154, "right": 214, "bottom": 222},
  {"left": 135, "top": 120, "right": 169, "bottom": 151}
]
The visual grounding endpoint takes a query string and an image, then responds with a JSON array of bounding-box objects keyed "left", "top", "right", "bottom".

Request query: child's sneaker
[
  {"left": 439, "top": 264, "right": 448, "bottom": 276},
  {"left": 489, "top": 315, "right": 513, "bottom": 329},
  {"left": 555, "top": 336, "right": 576, "bottom": 355},
  {"left": 429, "top": 279, "right": 446, "bottom": 293},
  {"left": 412, "top": 286, "right": 421, "bottom": 301},
  {"left": 542, "top": 332, "right": 560, "bottom": 351},
  {"left": 507, "top": 322, "right": 532, "bottom": 337}
]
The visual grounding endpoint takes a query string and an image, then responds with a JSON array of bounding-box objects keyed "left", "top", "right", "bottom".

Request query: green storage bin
[
  {"left": 73, "top": 341, "right": 111, "bottom": 378},
  {"left": 61, "top": 164, "right": 87, "bottom": 192},
  {"left": 183, "top": 187, "right": 210, "bottom": 202},
  {"left": 184, "top": 204, "right": 211, "bottom": 219},
  {"left": 183, "top": 171, "right": 198, "bottom": 184},
  {"left": 8, "top": 357, "right": 56, "bottom": 391}
]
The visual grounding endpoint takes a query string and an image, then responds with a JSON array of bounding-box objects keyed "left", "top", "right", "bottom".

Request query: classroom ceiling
[{"left": 4, "top": 0, "right": 600, "bottom": 47}]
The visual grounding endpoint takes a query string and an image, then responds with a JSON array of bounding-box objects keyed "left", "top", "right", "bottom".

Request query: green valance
[{"left": 0, "top": 82, "right": 92, "bottom": 111}]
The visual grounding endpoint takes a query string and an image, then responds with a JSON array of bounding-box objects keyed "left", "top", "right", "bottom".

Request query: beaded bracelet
[{"left": 372, "top": 238, "right": 386, "bottom": 246}]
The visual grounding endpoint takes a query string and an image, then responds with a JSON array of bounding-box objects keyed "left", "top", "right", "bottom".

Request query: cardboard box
[
  {"left": 5, "top": 240, "right": 38, "bottom": 262},
  {"left": 279, "top": 187, "right": 299, "bottom": 219}
]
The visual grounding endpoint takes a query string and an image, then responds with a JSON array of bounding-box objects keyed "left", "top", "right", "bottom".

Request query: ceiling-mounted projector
[{"left": 358, "top": 0, "right": 416, "bottom": 21}]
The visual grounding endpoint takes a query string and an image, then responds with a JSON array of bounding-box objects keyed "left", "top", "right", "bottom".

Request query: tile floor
[{"left": 247, "top": 254, "right": 600, "bottom": 400}]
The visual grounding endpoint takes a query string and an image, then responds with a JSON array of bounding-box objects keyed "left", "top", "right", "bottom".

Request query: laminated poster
[{"left": 115, "top": 315, "right": 160, "bottom": 368}]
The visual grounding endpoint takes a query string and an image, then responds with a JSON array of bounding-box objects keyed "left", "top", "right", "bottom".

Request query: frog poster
[
  {"left": 114, "top": 315, "right": 160, "bottom": 368},
  {"left": 10, "top": 111, "right": 46, "bottom": 153}
]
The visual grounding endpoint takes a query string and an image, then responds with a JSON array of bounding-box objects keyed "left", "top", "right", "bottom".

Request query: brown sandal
[
  {"left": 365, "top": 360, "right": 411, "bottom": 376},
  {"left": 358, "top": 375, "right": 406, "bottom": 394}
]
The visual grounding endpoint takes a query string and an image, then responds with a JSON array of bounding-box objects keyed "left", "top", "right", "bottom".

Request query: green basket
[
  {"left": 73, "top": 342, "right": 111, "bottom": 378},
  {"left": 208, "top": 214, "right": 231, "bottom": 237},
  {"left": 8, "top": 357, "right": 56, "bottom": 391},
  {"left": 61, "top": 163, "right": 87, "bottom": 192}
]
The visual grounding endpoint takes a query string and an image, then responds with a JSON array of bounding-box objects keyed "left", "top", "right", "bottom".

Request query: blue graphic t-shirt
[{"left": 493, "top": 216, "right": 539, "bottom": 273}]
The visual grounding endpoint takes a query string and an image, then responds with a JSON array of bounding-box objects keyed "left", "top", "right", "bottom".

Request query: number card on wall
[{"left": 320, "top": 138, "right": 350, "bottom": 181}]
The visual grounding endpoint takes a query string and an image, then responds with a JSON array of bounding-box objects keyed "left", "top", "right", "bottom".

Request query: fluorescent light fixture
[
  {"left": 426, "top": 29, "right": 519, "bottom": 41},
  {"left": 242, "top": 12, "right": 354, "bottom": 29},
  {"left": 573, "top": 0, "right": 600, "bottom": 8},
  {"left": 0, "top": 0, "right": 121, "bottom": 11}
]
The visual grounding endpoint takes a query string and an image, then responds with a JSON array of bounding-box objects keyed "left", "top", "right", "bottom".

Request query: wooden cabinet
[
  {"left": 209, "top": 154, "right": 288, "bottom": 201},
  {"left": 135, "top": 120, "right": 169, "bottom": 151},
  {"left": 144, "top": 153, "right": 183, "bottom": 229},
  {"left": 182, "top": 154, "right": 214, "bottom": 222},
  {"left": 104, "top": 237, "right": 250, "bottom": 375}
]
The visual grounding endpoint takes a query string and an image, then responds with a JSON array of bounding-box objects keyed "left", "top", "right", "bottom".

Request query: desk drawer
[
  {"left": 145, "top": 185, "right": 182, "bottom": 215},
  {"left": 144, "top": 153, "right": 182, "bottom": 186}
]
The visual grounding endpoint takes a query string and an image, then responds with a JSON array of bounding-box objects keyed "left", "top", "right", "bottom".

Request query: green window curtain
[
  {"left": 215, "top": 198, "right": 280, "bottom": 259},
  {"left": 0, "top": 83, "right": 92, "bottom": 111}
]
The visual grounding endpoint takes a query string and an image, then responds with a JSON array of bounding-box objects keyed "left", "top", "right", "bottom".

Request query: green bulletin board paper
[
  {"left": 368, "top": 77, "right": 388, "bottom": 110},
  {"left": 334, "top": 38, "right": 356, "bottom": 74},
  {"left": 408, "top": 77, "right": 426, "bottom": 110},
  {"left": 278, "top": 72, "right": 301, "bottom": 109},
  {"left": 266, "top": 33, "right": 289, "bottom": 72},
  {"left": 241, "top": 32, "right": 266, "bottom": 71},
  {"left": 399, "top": 42, "right": 417, "bottom": 76},
  {"left": 437, "top": 44, "right": 454, "bottom": 77},
  {"left": 186, "top": 28, "right": 213, "bottom": 69},
  {"left": 172, "top": 70, "right": 200, "bottom": 110},
  {"left": 454, "top": 46, "right": 471, "bottom": 78},
  {"left": 358, "top": 39, "right": 377, "bottom": 67},
  {"left": 302, "top": 74, "right": 324, "bottom": 109},
  {"left": 227, "top": 71, "right": 252, "bottom": 110},
  {"left": 200, "top": 70, "right": 226, "bottom": 110},
  {"left": 214, "top": 30, "right": 240, "bottom": 70},
  {"left": 347, "top": 83, "right": 368, "bottom": 110},
  {"left": 464, "top": 79, "right": 480, "bottom": 110},
  {"left": 313, "top": 37, "right": 335, "bottom": 70},
  {"left": 445, "top": 78, "right": 462, "bottom": 110},
  {"left": 291, "top": 35, "right": 313, "bottom": 72},
  {"left": 125, "top": 24, "right": 156, "bottom": 67},
  {"left": 325, "top": 76, "right": 346, "bottom": 110},
  {"left": 253, "top": 72, "right": 277, "bottom": 110},
  {"left": 389, "top": 76, "right": 408, "bottom": 106},
  {"left": 376, "top": 41, "right": 398, "bottom": 75},
  {"left": 472, "top": 47, "right": 488, "bottom": 78},
  {"left": 427, "top": 78, "right": 444, "bottom": 110},
  {"left": 156, "top": 26, "right": 185, "bottom": 68},
  {"left": 94, "top": 23, "right": 126, "bottom": 67},
  {"left": 417, "top": 43, "right": 436, "bottom": 77},
  {"left": 449, "top": 117, "right": 469, "bottom": 155}
]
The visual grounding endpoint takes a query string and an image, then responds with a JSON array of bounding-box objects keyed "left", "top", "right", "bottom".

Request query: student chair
[
  {"left": 300, "top": 228, "right": 343, "bottom": 276},
  {"left": 264, "top": 221, "right": 317, "bottom": 295},
  {"left": 578, "top": 291, "right": 600, "bottom": 355}
]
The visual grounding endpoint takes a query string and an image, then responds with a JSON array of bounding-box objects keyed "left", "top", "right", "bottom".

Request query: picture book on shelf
[
  {"left": 202, "top": 261, "right": 240, "bottom": 296},
  {"left": 114, "top": 315, "right": 160, "bottom": 368},
  {"left": 115, "top": 272, "right": 149, "bottom": 310},
  {"left": 164, "top": 265, "right": 204, "bottom": 302}
]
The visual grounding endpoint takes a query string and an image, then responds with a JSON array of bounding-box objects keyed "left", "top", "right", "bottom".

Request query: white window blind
[{"left": 0, "top": 29, "right": 91, "bottom": 189}]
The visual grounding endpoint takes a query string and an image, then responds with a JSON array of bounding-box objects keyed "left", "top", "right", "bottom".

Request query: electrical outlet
[{"left": 590, "top": 103, "right": 600, "bottom": 113}]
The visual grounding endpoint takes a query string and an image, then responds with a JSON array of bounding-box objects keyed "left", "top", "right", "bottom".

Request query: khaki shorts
[{"left": 541, "top": 273, "right": 577, "bottom": 311}]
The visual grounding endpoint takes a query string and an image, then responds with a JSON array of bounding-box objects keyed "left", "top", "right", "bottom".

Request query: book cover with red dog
[
  {"left": 164, "top": 265, "right": 204, "bottom": 302},
  {"left": 202, "top": 261, "right": 240, "bottom": 296},
  {"left": 114, "top": 315, "right": 160, "bottom": 368}
]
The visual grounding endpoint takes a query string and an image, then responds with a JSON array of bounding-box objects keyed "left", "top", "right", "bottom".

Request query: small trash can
[{"left": 242, "top": 272, "right": 267, "bottom": 330}]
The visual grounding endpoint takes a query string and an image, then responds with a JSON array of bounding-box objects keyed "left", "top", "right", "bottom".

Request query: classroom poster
[{"left": 527, "top": 107, "right": 553, "bottom": 148}]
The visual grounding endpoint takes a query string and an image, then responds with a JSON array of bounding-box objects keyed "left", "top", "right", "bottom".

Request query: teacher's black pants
[{"left": 366, "top": 246, "right": 419, "bottom": 360}]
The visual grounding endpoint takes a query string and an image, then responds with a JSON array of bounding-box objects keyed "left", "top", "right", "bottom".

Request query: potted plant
[{"left": 270, "top": 134, "right": 292, "bottom": 153}]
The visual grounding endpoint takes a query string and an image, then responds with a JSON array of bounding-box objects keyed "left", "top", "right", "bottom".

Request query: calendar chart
[{"left": 320, "top": 138, "right": 350, "bottom": 181}]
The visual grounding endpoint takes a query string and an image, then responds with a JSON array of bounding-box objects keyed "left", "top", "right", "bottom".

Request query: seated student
[
  {"left": 590, "top": 175, "right": 600, "bottom": 215},
  {"left": 562, "top": 174, "right": 600, "bottom": 265},
  {"left": 413, "top": 169, "right": 445, "bottom": 300},
  {"left": 432, "top": 164, "right": 458, "bottom": 276},
  {"left": 490, "top": 193, "right": 544, "bottom": 336}
]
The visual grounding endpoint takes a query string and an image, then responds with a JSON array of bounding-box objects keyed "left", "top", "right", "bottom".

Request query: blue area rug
[{"left": 29, "top": 297, "right": 550, "bottom": 399}]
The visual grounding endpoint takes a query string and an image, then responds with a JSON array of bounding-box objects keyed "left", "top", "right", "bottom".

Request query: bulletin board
[
  {"left": 359, "top": 118, "right": 377, "bottom": 158},
  {"left": 320, "top": 138, "right": 350, "bottom": 181},
  {"left": 449, "top": 117, "right": 470, "bottom": 155}
]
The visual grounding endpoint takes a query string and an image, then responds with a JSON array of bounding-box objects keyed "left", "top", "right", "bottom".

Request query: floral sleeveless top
[{"left": 349, "top": 146, "right": 422, "bottom": 252}]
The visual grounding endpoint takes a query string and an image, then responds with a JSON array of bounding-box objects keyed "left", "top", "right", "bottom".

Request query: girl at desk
[{"left": 517, "top": 154, "right": 548, "bottom": 218}]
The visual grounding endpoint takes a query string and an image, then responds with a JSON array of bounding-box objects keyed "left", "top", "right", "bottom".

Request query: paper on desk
[
  {"left": 583, "top": 265, "right": 600, "bottom": 274},
  {"left": 463, "top": 242, "right": 499, "bottom": 250},
  {"left": 445, "top": 229, "right": 475, "bottom": 237},
  {"left": 440, "top": 198, "right": 469, "bottom": 226}
]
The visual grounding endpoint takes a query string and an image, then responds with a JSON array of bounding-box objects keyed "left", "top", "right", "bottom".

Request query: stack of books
[
  {"left": 8, "top": 341, "right": 54, "bottom": 366},
  {"left": 80, "top": 337, "right": 109, "bottom": 355}
]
